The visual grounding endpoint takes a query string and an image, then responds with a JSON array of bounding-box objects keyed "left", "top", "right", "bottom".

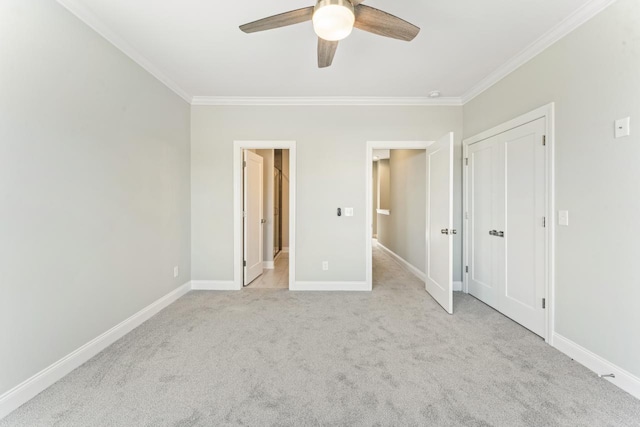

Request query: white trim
[
  {"left": 263, "top": 261, "right": 275, "bottom": 269},
  {"left": 366, "top": 141, "right": 434, "bottom": 292},
  {"left": 462, "top": 103, "right": 555, "bottom": 344},
  {"left": 291, "top": 281, "right": 369, "bottom": 291},
  {"left": 552, "top": 333, "right": 640, "bottom": 400},
  {"left": 281, "top": 247, "right": 290, "bottom": 253},
  {"left": 453, "top": 281, "right": 463, "bottom": 292},
  {"left": 55, "top": 0, "right": 191, "bottom": 103},
  {"left": 0, "top": 282, "right": 191, "bottom": 420},
  {"left": 376, "top": 241, "right": 425, "bottom": 282},
  {"left": 190, "top": 280, "right": 236, "bottom": 291},
  {"left": 234, "top": 141, "right": 296, "bottom": 291},
  {"left": 191, "top": 96, "right": 463, "bottom": 107},
  {"left": 461, "top": 0, "right": 617, "bottom": 103},
  {"left": 376, "top": 209, "right": 390, "bottom": 216}
]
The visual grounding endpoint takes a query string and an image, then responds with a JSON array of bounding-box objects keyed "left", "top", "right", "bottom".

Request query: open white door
[
  {"left": 425, "top": 132, "right": 454, "bottom": 314},
  {"left": 243, "top": 150, "right": 264, "bottom": 286}
]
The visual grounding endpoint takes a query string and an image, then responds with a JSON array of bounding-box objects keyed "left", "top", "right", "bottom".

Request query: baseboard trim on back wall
[
  {"left": 552, "top": 333, "right": 640, "bottom": 400},
  {"left": 190, "top": 280, "right": 237, "bottom": 291},
  {"left": 291, "top": 281, "right": 370, "bottom": 291},
  {"left": 0, "top": 281, "right": 192, "bottom": 420}
]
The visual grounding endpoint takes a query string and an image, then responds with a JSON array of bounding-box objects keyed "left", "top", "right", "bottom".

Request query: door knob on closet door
[
  {"left": 441, "top": 229, "right": 449, "bottom": 234},
  {"left": 489, "top": 230, "right": 497, "bottom": 236},
  {"left": 497, "top": 231, "right": 504, "bottom": 237}
]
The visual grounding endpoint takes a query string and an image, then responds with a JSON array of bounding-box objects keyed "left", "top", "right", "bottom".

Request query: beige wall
[
  {"left": 0, "top": 1, "right": 191, "bottom": 396},
  {"left": 377, "top": 159, "right": 391, "bottom": 210},
  {"left": 464, "top": 0, "right": 640, "bottom": 377},
  {"left": 377, "top": 150, "right": 426, "bottom": 273},
  {"left": 191, "top": 106, "right": 463, "bottom": 283}
]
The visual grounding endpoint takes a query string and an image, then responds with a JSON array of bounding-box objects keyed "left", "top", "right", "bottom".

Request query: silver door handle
[
  {"left": 489, "top": 230, "right": 497, "bottom": 236},
  {"left": 497, "top": 231, "right": 504, "bottom": 237},
  {"left": 441, "top": 229, "right": 449, "bottom": 234},
  {"left": 261, "top": 219, "right": 266, "bottom": 224}
]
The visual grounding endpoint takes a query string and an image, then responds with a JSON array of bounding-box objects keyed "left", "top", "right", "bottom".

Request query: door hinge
[
  {"left": 543, "top": 217, "right": 546, "bottom": 227},
  {"left": 465, "top": 158, "right": 469, "bottom": 166},
  {"left": 542, "top": 135, "right": 547, "bottom": 146},
  {"left": 243, "top": 260, "right": 247, "bottom": 267},
  {"left": 465, "top": 211, "right": 469, "bottom": 220},
  {"left": 243, "top": 160, "right": 247, "bottom": 167},
  {"left": 542, "top": 298, "right": 546, "bottom": 309},
  {"left": 465, "top": 266, "right": 469, "bottom": 273}
]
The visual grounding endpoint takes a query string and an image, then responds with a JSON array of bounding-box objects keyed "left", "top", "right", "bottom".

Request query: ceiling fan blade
[
  {"left": 318, "top": 38, "right": 339, "bottom": 68},
  {"left": 240, "top": 7, "right": 314, "bottom": 33},
  {"left": 353, "top": 5, "right": 420, "bottom": 41}
]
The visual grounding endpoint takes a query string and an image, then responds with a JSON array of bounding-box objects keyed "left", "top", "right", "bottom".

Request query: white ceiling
[{"left": 58, "top": 0, "right": 605, "bottom": 102}]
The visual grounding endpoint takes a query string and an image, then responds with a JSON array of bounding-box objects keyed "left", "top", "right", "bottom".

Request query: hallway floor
[
  {"left": 372, "top": 240, "right": 424, "bottom": 291},
  {"left": 246, "top": 252, "right": 288, "bottom": 289}
]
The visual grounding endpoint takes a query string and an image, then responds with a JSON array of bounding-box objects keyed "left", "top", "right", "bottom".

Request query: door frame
[
  {"left": 365, "top": 141, "right": 434, "bottom": 291},
  {"left": 462, "top": 103, "right": 555, "bottom": 344},
  {"left": 234, "top": 141, "right": 296, "bottom": 290}
]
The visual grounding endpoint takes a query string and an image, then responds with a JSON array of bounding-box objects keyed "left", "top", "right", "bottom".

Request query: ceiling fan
[{"left": 239, "top": 0, "right": 420, "bottom": 68}]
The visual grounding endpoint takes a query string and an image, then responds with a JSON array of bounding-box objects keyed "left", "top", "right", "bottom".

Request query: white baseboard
[
  {"left": 190, "top": 280, "right": 238, "bottom": 291},
  {"left": 263, "top": 261, "right": 274, "bottom": 269},
  {"left": 552, "top": 333, "right": 640, "bottom": 400},
  {"left": 376, "top": 242, "right": 426, "bottom": 282},
  {"left": 291, "top": 281, "right": 370, "bottom": 291},
  {"left": 453, "top": 281, "right": 463, "bottom": 292},
  {"left": 0, "top": 281, "right": 191, "bottom": 420}
]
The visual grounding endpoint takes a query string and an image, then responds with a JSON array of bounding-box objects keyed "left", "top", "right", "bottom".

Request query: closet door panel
[
  {"left": 468, "top": 138, "right": 498, "bottom": 306},
  {"left": 499, "top": 118, "right": 546, "bottom": 337}
]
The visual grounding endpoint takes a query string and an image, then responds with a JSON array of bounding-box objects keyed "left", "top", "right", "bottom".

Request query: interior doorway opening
[
  {"left": 366, "top": 135, "right": 455, "bottom": 313},
  {"left": 242, "top": 148, "right": 291, "bottom": 289},
  {"left": 233, "top": 141, "right": 296, "bottom": 291},
  {"left": 371, "top": 148, "right": 427, "bottom": 292}
]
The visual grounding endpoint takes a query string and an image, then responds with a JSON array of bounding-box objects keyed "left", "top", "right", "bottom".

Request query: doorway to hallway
[{"left": 366, "top": 135, "right": 455, "bottom": 313}]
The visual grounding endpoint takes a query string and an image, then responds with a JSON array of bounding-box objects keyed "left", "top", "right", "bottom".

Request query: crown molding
[
  {"left": 190, "top": 96, "right": 464, "bottom": 107},
  {"left": 56, "top": 0, "right": 192, "bottom": 103},
  {"left": 461, "top": 0, "right": 617, "bottom": 104}
]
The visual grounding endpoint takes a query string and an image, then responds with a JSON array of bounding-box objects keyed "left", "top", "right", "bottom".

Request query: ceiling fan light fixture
[{"left": 313, "top": 0, "right": 355, "bottom": 42}]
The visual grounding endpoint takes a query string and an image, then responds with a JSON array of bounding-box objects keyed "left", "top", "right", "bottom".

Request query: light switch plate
[
  {"left": 345, "top": 207, "right": 354, "bottom": 217},
  {"left": 558, "top": 210, "right": 569, "bottom": 226},
  {"left": 615, "top": 117, "right": 630, "bottom": 138}
]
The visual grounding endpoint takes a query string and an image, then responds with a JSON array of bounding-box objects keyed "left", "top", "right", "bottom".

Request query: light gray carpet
[{"left": 2, "top": 246, "right": 639, "bottom": 426}]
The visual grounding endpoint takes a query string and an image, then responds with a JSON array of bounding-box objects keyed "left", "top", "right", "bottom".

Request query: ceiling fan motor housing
[{"left": 313, "top": 0, "right": 356, "bottom": 41}]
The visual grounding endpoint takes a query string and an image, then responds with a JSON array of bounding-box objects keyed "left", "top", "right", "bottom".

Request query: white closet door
[
  {"left": 467, "top": 136, "right": 499, "bottom": 307},
  {"left": 467, "top": 118, "right": 547, "bottom": 338},
  {"left": 497, "top": 118, "right": 547, "bottom": 337}
]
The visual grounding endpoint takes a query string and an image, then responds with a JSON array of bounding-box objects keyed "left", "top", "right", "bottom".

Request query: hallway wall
[{"left": 377, "top": 150, "right": 426, "bottom": 273}]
